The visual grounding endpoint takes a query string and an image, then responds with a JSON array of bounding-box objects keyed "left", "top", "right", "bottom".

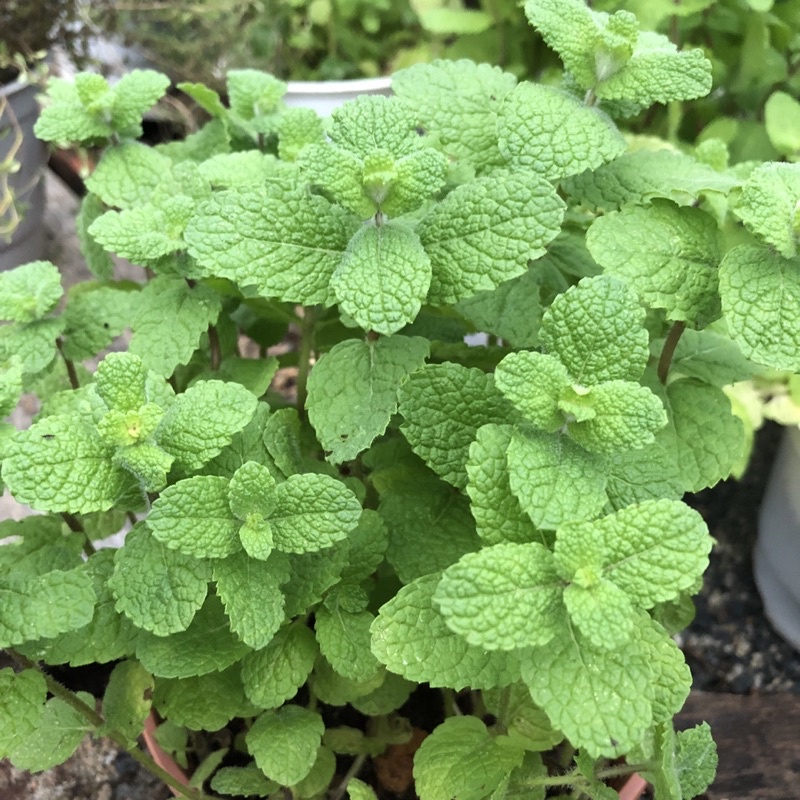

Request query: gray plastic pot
[
  {"left": 755, "top": 425, "right": 800, "bottom": 651},
  {"left": 0, "top": 78, "right": 47, "bottom": 270}
]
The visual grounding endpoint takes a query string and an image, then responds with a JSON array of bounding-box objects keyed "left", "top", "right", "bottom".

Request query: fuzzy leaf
[
  {"left": 497, "top": 83, "right": 624, "bottom": 182},
  {"left": 0, "top": 261, "right": 62, "bottom": 322},
  {"left": 94, "top": 351, "right": 150, "bottom": 412},
  {"left": 315, "top": 606, "right": 381, "bottom": 683},
  {"left": 674, "top": 723, "right": 718, "bottom": 799},
  {"left": 110, "top": 524, "right": 211, "bottom": 636},
  {"left": 102, "top": 660, "right": 153, "bottom": 743},
  {"left": 0, "top": 669, "right": 47, "bottom": 757},
  {"left": 586, "top": 201, "right": 722, "bottom": 327},
  {"left": 371, "top": 574, "right": 520, "bottom": 690},
  {"left": 435, "top": 543, "right": 564, "bottom": 650},
  {"left": 0, "top": 317, "right": 62, "bottom": 377},
  {"left": 482, "top": 685, "right": 562, "bottom": 753},
  {"left": 61, "top": 284, "right": 136, "bottom": 362},
  {"left": 332, "top": 223, "right": 431, "bottom": 335},
  {"left": 420, "top": 172, "right": 564, "bottom": 305},
  {"left": 85, "top": 142, "right": 173, "bottom": 208},
  {"left": 719, "top": 245, "right": 800, "bottom": 371},
  {"left": 211, "top": 765, "right": 278, "bottom": 798},
  {"left": 242, "top": 623, "right": 318, "bottom": 709},
  {"left": 308, "top": 335, "right": 428, "bottom": 464}
]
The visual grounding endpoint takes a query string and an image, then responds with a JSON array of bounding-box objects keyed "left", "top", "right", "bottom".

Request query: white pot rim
[{"left": 284, "top": 76, "right": 392, "bottom": 95}]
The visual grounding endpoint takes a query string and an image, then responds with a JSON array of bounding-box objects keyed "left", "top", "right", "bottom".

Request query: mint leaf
[
  {"left": 332, "top": 222, "right": 431, "bottom": 335},
  {"left": 213, "top": 551, "right": 285, "bottom": 649},
  {"left": 0, "top": 317, "right": 63, "bottom": 378},
  {"left": 308, "top": 335, "right": 428, "bottom": 464},
  {"left": 61, "top": 284, "right": 136, "bottom": 362},
  {"left": 497, "top": 83, "right": 624, "bottom": 182},
  {"left": 674, "top": 723, "right": 718, "bottom": 799},
  {"left": 281, "top": 547, "right": 348, "bottom": 618},
  {"left": 86, "top": 143, "right": 172, "bottom": 208},
  {"left": 3, "top": 416, "right": 135, "bottom": 513},
  {"left": 435, "top": 543, "right": 565, "bottom": 650},
  {"left": 371, "top": 573, "right": 520, "bottom": 690},
  {"left": 156, "top": 380, "right": 258, "bottom": 471},
  {"left": 347, "top": 778, "right": 379, "bottom": 800},
  {"left": 76, "top": 194, "right": 114, "bottom": 278},
  {"left": 350, "top": 672, "right": 414, "bottom": 716},
  {"left": 719, "top": 245, "right": 800, "bottom": 371},
  {"left": 0, "top": 356, "right": 24, "bottom": 417},
  {"left": 420, "top": 172, "right": 564, "bottom": 305},
  {"left": 506, "top": 428, "right": 607, "bottom": 530},
  {"left": 211, "top": 765, "right": 279, "bottom": 798},
  {"left": 0, "top": 261, "right": 62, "bottom": 322},
  {"left": 586, "top": 200, "right": 722, "bottom": 327},
  {"left": 102, "top": 660, "right": 153, "bottom": 744},
  {"left": 398, "top": 363, "right": 514, "bottom": 488},
  {"left": 413, "top": 717, "right": 524, "bottom": 800},
  {"left": 540, "top": 275, "right": 649, "bottom": 384},
  {"left": 247, "top": 706, "right": 324, "bottom": 786},
  {"left": 0, "top": 669, "right": 47, "bottom": 757},
  {"left": 392, "top": 60, "right": 517, "bottom": 171},
  {"left": 482, "top": 685, "right": 563, "bottom": 753},
  {"left": 466, "top": 425, "right": 543, "bottom": 546},
  {"left": 229, "top": 460, "right": 277, "bottom": 524},
  {"left": 562, "top": 579, "right": 635, "bottom": 650},
  {"left": 315, "top": 605, "right": 381, "bottom": 683},
  {"left": 135, "top": 594, "right": 248, "bottom": 678},
  {"left": 185, "top": 188, "right": 359, "bottom": 306},
  {"left": 110, "top": 524, "right": 211, "bottom": 636}
]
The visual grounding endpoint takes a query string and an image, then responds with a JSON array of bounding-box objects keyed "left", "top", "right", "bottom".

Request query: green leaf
[
  {"left": 495, "top": 352, "right": 570, "bottom": 432},
  {"left": 0, "top": 355, "right": 24, "bottom": 417},
  {"left": 227, "top": 68, "right": 286, "bottom": 120},
  {"left": 392, "top": 60, "right": 517, "bottom": 171},
  {"left": 280, "top": 546, "right": 348, "bottom": 618},
  {"left": 332, "top": 222, "right": 431, "bottom": 335},
  {"left": 540, "top": 275, "right": 649, "bottom": 384},
  {"left": 733, "top": 163, "right": 800, "bottom": 257},
  {"left": 149, "top": 476, "right": 242, "bottom": 559},
  {"left": 308, "top": 335, "right": 429, "bottom": 464},
  {"left": 719, "top": 245, "right": 800, "bottom": 371},
  {"left": 371, "top": 573, "right": 520, "bottom": 690},
  {"left": 765, "top": 91, "right": 800, "bottom": 156},
  {"left": 85, "top": 142, "right": 173, "bottom": 208},
  {"left": 270, "top": 473, "right": 361, "bottom": 553},
  {"left": 674, "top": 723, "right": 718, "bottom": 799},
  {"left": 662, "top": 328, "right": 758, "bottom": 386},
  {"left": 435, "top": 543, "right": 565, "bottom": 650},
  {"left": 229, "top": 460, "right": 277, "bottom": 523},
  {"left": 420, "top": 172, "right": 564, "bottom": 305},
  {"left": 399, "top": 363, "right": 514, "bottom": 488},
  {"left": 350, "top": 672, "right": 414, "bottom": 716},
  {"left": 213, "top": 551, "right": 285, "bottom": 649},
  {"left": 0, "top": 669, "right": 47, "bottom": 757},
  {"left": 497, "top": 83, "right": 624, "bottom": 182},
  {"left": 506, "top": 429, "right": 607, "bottom": 530},
  {"left": 665, "top": 379, "right": 745, "bottom": 492},
  {"left": 129, "top": 277, "right": 222, "bottom": 376},
  {"left": 185, "top": 187, "right": 359, "bottom": 306},
  {"left": 315, "top": 606, "right": 380, "bottom": 683},
  {"left": 135, "top": 593, "right": 248, "bottom": 678},
  {"left": 522, "top": 621, "right": 652, "bottom": 758},
  {"left": 110, "top": 69, "right": 173, "bottom": 136},
  {"left": 247, "top": 706, "right": 324, "bottom": 786},
  {"left": 0, "top": 261, "right": 63, "bottom": 322},
  {"left": 0, "top": 317, "right": 62, "bottom": 378},
  {"left": 242, "top": 623, "right": 318, "bottom": 709},
  {"left": 61, "top": 284, "right": 136, "bottom": 362},
  {"left": 102, "top": 660, "right": 153, "bottom": 743},
  {"left": 211, "top": 764, "right": 279, "bottom": 798},
  {"left": 110, "top": 524, "right": 211, "bottom": 636},
  {"left": 586, "top": 201, "right": 722, "bottom": 327},
  {"left": 562, "top": 578, "right": 635, "bottom": 650},
  {"left": 413, "top": 717, "right": 524, "bottom": 800},
  {"left": 9, "top": 695, "right": 92, "bottom": 772},
  {"left": 75, "top": 193, "right": 114, "bottom": 279},
  {"left": 292, "top": 745, "right": 336, "bottom": 797},
  {"left": 156, "top": 380, "right": 258, "bottom": 471},
  {"left": 347, "top": 778, "right": 379, "bottom": 800},
  {"left": 482, "top": 685, "right": 562, "bottom": 753},
  {"left": 466, "top": 424, "right": 543, "bottom": 546}
]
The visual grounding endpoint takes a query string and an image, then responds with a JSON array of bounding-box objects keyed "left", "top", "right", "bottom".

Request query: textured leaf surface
[
  {"left": 102, "top": 660, "right": 153, "bottom": 743},
  {"left": 495, "top": 352, "right": 569, "bottom": 431},
  {"left": 0, "top": 669, "right": 47, "bottom": 757},
  {"left": 0, "top": 317, "right": 62, "bottom": 377},
  {"left": 507, "top": 429, "right": 607, "bottom": 530},
  {"left": 61, "top": 285, "right": 135, "bottom": 362},
  {"left": 308, "top": 335, "right": 429, "bottom": 464},
  {"left": 242, "top": 623, "right": 318, "bottom": 709},
  {"left": 435, "top": 544, "right": 564, "bottom": 650},
  {"left": 247, "top": 706, "right": 324, "bottom": 786},
  {"left": 674, "top": 723, "right": 718, "bottom": 799},
  {"left": 371, "top": 574, "right": 520, "bottom": 690},
  {"left": 94, "top": 352, "right": 149, "bottom": 413},
  {"left": 315, "top": 606, "right": 380, "bottom": 683},
  {"left": 0, "top": 261, "right": 62, "bottom": 322},
  {"left": 420, "top": 172, "right": 564, "bottom": 305},
  {"left": 85, "top": 142, "right": 173, "bottom": 208},
  {"left": 586, "top": 201, "right": 722, "bottom": 327},
  {"left": 482, "top": 684, "right": 562, "bottom": 753},
  {"left": 149, "top": 476, "right": 241, "bottom": 559},
  {"left": 110, "top": 525, "right": 210, "bottom": 636},
  {"left": 213, "top": 551, "right": 285, "bottom": 649},
  {"left": 414, "top": 717, "right": 524, "bottom": 800},
  {"left": 719, "top": 245, "right": 800, "bottom": 371},
  {"left": 562, "top": 579, "right": 635, "bottom": 650},
  {"left": 211, "top": 765, "right": 278, "bottom": 798},
  {"left": 497, "top": 83, "right": 624, "bottom": 182},
  {"left": 156, "top": 380, "right": 257, "bottom": 471},
  {"left": 540, "top": 276, "right": 649, "bottom": 384},
  {"left": 332, "top": 223, "right": 431, "bottom": 336},
  {"left": 399, "top": 363, "right": 513, "bottom": 488}
]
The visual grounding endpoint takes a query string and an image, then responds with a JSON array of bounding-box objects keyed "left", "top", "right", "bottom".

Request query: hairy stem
[
  {"left": 6, "top": 651, "right": 216, "bottom": 800},
  {"left": 295, "top": 306, "right": 318, "bottom": 421},
  {"left": 658, "top": 320, "right": 686, "bottom": 384},
  {"left": 329, "top": 753, "right": 368, "bottom": 800},
  {"left": 56, "top": 337, "right": 80, "bottom": 390}
]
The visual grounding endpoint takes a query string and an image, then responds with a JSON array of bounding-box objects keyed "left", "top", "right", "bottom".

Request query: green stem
[
  {"left": 329, "top": 753, "right": 368, "bottom": 800},
  {"left": 6, "top": 651, "right": 216, "bottom": 800},
  {"left": 56, "top": 337, "right": 80, "bottom": 391},
  {"left": 658, "top": 320, "right": 686, "bottom": 384},
  {"left": 441, "top": 688, "right": 462, "bottom": 717},
  {"left": 60, "top": 513, "right": 97, "bottom": 556},
  {"left": 208, "top": 324, "right": 221, "bottom": 371},
  {"left": 295, "top": 306, "right": 318, "bottom": 421}
]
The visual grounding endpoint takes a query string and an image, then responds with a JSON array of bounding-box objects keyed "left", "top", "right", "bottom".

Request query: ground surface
[{"left": 2, "top": 173, "right": 798, "bottom": 798}]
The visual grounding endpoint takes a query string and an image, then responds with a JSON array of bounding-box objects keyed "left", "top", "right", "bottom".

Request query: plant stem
[
  {"left": 60, "top": 512, "right": 97, "bottom": 556},
  {"left": 5, "top": 650, "right": 217, "bottom": 800},
  {"left": 208, "top": 324, "right": 221, "bottom": 371},
  {"left": 658, "top": 320, "right": 686, "bottom": 384},
  {"left": 329, "top": 753, "right": 368, "bottom": 800},
  {"left": 56, "top": 337, "right": 80, "bottom": 390},
  {"left": 295, "top": 306, "right": 318, "bottom": 421}
]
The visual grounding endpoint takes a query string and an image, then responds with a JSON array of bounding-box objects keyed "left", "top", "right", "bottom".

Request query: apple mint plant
[{"left": 2, "top": 0, "right": 795, "bottom": 797}]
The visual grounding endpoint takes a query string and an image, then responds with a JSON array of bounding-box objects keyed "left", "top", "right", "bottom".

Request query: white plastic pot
[
  {"left": 283, "top": 76, "right": 392, "bottom": 117},
  {"left": 755, "top": 425, "right": 800, "bottom": 651}
]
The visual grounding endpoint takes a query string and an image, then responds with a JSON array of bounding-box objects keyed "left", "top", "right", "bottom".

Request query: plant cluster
[{"left": 2, "top": 0, "right": 798, "bottom": 798}]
